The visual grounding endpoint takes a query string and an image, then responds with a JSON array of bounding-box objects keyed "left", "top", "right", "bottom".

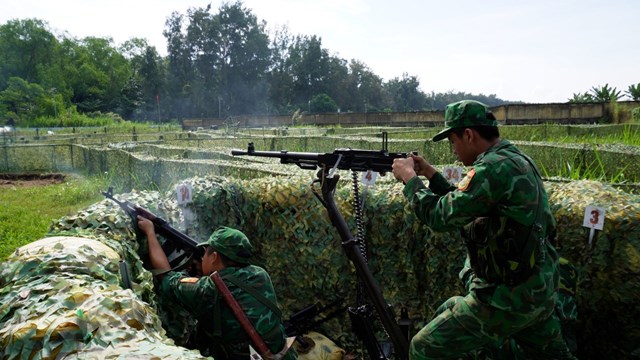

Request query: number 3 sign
[{"left": 583, "top": 205, "right": 605, "bottom": 230}]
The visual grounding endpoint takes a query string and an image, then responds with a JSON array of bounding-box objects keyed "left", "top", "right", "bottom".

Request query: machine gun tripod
[{"left": 312, "top": 167, "right": 409, "bottom": 360}]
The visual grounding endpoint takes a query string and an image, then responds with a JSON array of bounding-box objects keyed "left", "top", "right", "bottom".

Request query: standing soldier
[{"left": 392, "top": 100, "right": 575, "bottom": 359}]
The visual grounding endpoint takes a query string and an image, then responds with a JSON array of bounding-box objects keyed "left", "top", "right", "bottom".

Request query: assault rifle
[
  {"left": 284, "top": 299, "right": 348, "bottom": 351},
  {"left": 285, "top": 298, "right": 347, "bottom": 338},
  {"left": 102, "top": 187, "right": 202, "bottom": 272},
  {"left": 232, "top": 133, "right": 411, "bottom": 360}
]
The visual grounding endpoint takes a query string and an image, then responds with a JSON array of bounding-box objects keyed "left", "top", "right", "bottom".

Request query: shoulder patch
[
  {"left": 457, "top": 168, "right": 476, "bottom": 191},
  {"left": 180, "top": 277, "right": 199, "bottom": 284}
]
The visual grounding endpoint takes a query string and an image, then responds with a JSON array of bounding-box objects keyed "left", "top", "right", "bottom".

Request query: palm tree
[
  {"left": 589, "top": 84, "right": 622, "bottom": 102},
  {"left": 568, "top": 92, "right": 594, "bottom": 103},
  {"left": 625, "top": 83, "right": 640, "bottom": 101}
]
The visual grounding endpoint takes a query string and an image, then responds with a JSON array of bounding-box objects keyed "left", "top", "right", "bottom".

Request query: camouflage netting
[
  {"left": 139, "top": 175, "right": 638, "bottom": 359},
  {"left": 4, "top": 175, "right": 639, "bottom": 359},
  {"left": 0, "top": 187, "right": 344, "bottom": 359},
  {"left": 0, "top": 235, "right": 208, "bottom": 359},
  {"left": 9, "top": 174, "right": 460, "bottom": 357},
  {"left": 545, "top": 180, "right": 640, "bottom": 359}
]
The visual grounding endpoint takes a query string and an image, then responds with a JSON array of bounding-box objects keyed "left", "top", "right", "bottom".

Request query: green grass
[
  {"left": 547, "top": 129, "right": 640, "bottom": 146},
  {"left": 0, "top": 174, "right": 109, "bottom": 261}
]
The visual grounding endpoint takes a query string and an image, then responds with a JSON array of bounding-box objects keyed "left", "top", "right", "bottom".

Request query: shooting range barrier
[{"left": 2, "top": 125, "right": 640, "bottom": 190}]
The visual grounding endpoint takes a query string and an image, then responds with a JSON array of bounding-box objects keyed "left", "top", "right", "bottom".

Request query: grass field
[{"left": 0, "top": 174, "right": 108, "bottom": 261}]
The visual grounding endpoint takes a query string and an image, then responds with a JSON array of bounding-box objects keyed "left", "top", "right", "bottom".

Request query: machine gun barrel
[{"left": 231, "top": 143, "right": 322, "bottom": 170}]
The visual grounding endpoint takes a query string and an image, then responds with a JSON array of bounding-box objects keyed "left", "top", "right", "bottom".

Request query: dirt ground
[{"left": 0, "top": 173, "right": 66, "bottom": 188}]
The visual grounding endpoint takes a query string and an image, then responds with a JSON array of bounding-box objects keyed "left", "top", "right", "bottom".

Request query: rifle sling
[
  {"left": 222, "top": 273, "right": 282, "bottom": 320},
  {"left": 149, "top": 252, "right": 195, "bottom": 277}
]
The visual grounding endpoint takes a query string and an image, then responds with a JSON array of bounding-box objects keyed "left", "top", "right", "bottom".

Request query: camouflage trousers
[{"left": 409, "top": 293, "right": 576, "bottom": 360}]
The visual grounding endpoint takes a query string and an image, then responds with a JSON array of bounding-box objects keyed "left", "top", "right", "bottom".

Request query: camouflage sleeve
[
  {"left": 160, "top": 271, "right": 213, "bottom": 317},
  {"left": 403, "top": 163, "right": 500, "bottom": 232},
  {"left": 428, "top": 171, "right": 457, "bottom": 195}
]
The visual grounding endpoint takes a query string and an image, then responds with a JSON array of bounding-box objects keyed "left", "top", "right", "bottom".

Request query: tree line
[
  {"left": 0, "top": 2, "right": 513, "bottom": 127},
  {"left": 569, "top": 83, "right": 640, "bottom": 103},
  {"left": 1, "top": 2, "right": 636, "bottom": 128}
]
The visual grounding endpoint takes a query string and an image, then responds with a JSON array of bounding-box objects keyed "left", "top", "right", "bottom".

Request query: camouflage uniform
[
  {"left": 404, "top": 100, "right": 575, "bottom": 359},
  {"left": 556, "top": 257, "right": 578, "bottom": 356},
  {"left": 159, "top": 227, "right": 297, "bottom": 360}
]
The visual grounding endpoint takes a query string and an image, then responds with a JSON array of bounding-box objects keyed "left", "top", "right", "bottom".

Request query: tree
[
  {"left": 163, "top": 11, "right": 194, "bottom": 120},
  {"left": 310, "top": 93, "right": 338, "bottom": 113},
  {"left": 215, "top": 1, "right": 271, "bottom": 115},
  {"left": 589, "top": 84, "right": 622, "bottom": 102},
  {"left": 0, "top": 77, "right": 54, "bottom": 125},
  {"left": 121, "top": 38, "right": 166, "bottom": 120},
  {"left": 0, "top": 19, "right": 59, "bottom": 89},
  {"left": 343, "top": 59, "right": 385, "bottom": 112},
  {"left": 267, "top": 29, "right": 353, "bottom": 114},
  {"left": 568, "top": 92, "right": 594, "bottom": 103},
  {"left": 58, "top": 36, "right": 134, "bottom": 116},
  {"left": 163, "top": 2, "right": 271, "bottom": 118},
  {"left": 266, "top": 25, "right": 295, "bottom": 114},
  {"left": 384, "top": 73, "right": 427, "bottom": 112},
  {"left": 626, "top": 83, "right": 640, "bottom": 101},
  {"left": 288, "top": 35, "right": 331, "bottom": 108},
  {"left": 323, "top": 56, "right": 350, "bottom": 111}
]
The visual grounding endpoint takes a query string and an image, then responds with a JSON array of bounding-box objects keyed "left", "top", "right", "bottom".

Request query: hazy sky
[{"left": 2, "top": 0, "right": 639, "bottom": 103}]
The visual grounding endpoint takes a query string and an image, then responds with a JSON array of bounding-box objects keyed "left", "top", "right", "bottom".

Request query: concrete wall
[{"left": 183, "top": 101, "right": 640, "bottom": 130}]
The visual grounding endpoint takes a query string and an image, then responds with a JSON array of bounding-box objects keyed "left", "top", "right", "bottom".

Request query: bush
[{"left": 632, "top": 107, "right": 640, "bottom": 122}]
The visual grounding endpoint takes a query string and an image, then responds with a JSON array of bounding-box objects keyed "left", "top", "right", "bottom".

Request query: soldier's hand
[
  {"left": 137, "top": 215, "right": 155, "bottom": 235},
  {"left": 392, "top": 157, "right": 417, "bottom": 183},
  {"left": 411, "top": 154, "right": 437, "bottom": 179}
]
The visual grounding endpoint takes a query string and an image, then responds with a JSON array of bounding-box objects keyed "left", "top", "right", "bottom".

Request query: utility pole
[
  {"left": 156, "top": 95, "right": 161, "bottom": 123},
  {"left": 51, "top": 88, "right": 57, "bottom": 118},
  {"left": 364, "top": 102, "right": 368, "bottom": 125}
]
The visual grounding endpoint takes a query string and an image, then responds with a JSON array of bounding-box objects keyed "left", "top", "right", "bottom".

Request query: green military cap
[
  {"left": 432, "top": 100, "right": 498, "bottom": 142},
  {"left": 197, "top": 226, "right": 254, "bottom": 264}
]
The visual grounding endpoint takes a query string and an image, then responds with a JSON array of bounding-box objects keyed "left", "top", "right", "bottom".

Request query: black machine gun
[
  {"left": 102, "top": 187, "right": 202, "bottom": 273},
  {"left": 231, "top": 133, "right": 407, "bottom": 176},
  {"left": 232, "top": 133, "right": 411, "bottom": 360}
]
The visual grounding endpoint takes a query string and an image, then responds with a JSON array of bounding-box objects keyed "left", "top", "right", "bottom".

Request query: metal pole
[{"left": 51, "top": 88, "right": 57, "bottom": 118}]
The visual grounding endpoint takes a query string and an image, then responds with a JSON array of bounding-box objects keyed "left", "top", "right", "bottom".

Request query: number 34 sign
[{"left": 583, "top": 205, "right": 605, "bottom": 230}]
